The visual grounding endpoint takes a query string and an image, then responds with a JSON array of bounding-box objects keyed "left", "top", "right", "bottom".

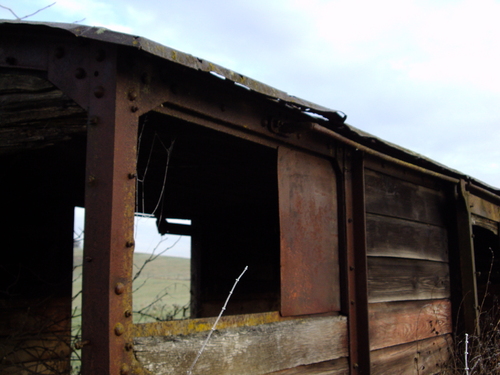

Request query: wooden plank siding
[
  {"left": 134, "top": 315, "right": 348, "bottom": 375},
  {"left": 371, "top": 335, "right": 452, "bottom": 375},
  {"left": 369, "top": 300, "right": 452, "bottom": 351},
  {"left": 364, "top": 166, "right": 452, "bottom": 373},
  {"left": 267, "top": 357, "right": 349, "bottom": 375},
  {"left": 367, "top": 257, "right": 450, "bottom": 302}
]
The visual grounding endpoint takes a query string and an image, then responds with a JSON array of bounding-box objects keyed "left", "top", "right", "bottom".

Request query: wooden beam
[{"left": 134, "top": 316, "right": 348, "bottom": 375}]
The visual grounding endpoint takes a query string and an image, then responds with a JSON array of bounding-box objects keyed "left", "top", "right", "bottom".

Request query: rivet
[
  {"left": 94, "top": 86, "right": 105, "bottom": 98},
  {"left": 127, "top": 90, "right": 138, "bottom": 101},
  {"left": 88, "top": 175, "right": 96, "bottom": 185},
  {"left": 115, "top": 282, "right": 125, "bottom": 295},
  {"left": 96, "top": 49, "right": 106, "bottom": 62},
  {"left": 126, "top": 241, "right": 135, "bottom": 248},
  {"left": 130, "top": 106, "right": 139, "bottom": 113},
  {"left": 114, "top": 323, "right": 125, "bottom": 336},
  {"left": 350, "top": 266, "right": 355, "bottom": 271},
  {"left": 89, "top": 116, "right": 99, "bottom": 125},
  {"left": 125, "top": 342, "right": 134, "bottom": 351},
  {"left": 124, "top": 310, "right": 132, "bottom": 318},
  {"left": 128, "top": 173, "right": 137, "bottom": 179},
  {"left": 55, "top": 47, "right": 65, "bottom": 59},
  {"left": 85, "top": 256, "right": 93, "bottom": 262},
  {"left": 5, "top": 57, "right": 18, "bottom": 66},
  {"left": 120, "top": 363, "right": 130, "bottom": 375},
  {"left": 350, "top": 300, "right": 355, "bottom": 305},
  {"left": 348, "top": 218, "right": 353, "bottom": 223},
  {"left": 353, "top": 363, "right": 359, "bottom": 369},
  {"left": 75, "top": 68, "right": 87, "bottom": 79}
]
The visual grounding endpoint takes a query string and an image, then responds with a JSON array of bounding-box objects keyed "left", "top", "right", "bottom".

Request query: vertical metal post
[
  {"left": 81, "top": 43, "right": 138, "bottom": 375},
  {"left": 344, "top": 149, "right": 371, "bottom": 374},
  {"left": 456, "top": 180, "right": 479, "bottom": 335}
]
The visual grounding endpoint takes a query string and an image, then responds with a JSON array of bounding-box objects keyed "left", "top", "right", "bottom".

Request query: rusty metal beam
[
  {"left": 311, "top": 124, "right": 459, "bottom": 185},
  {"left": 75, "top": 43, "right": 138, "bottom": 375},
  {"left": 343, "top": 149, "right": 371, "bottom": 375},
  {"left": 456, "top": 180, "right": 479, "bottom": 335}
]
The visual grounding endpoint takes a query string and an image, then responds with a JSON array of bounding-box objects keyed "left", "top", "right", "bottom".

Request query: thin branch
[
  {"left": 187, "top": 266, "right": 248, "bottom": 375},
  {"left": 0, "top": 4, "right": 20, "bottom": 19},
  {"left": 132, "top": 235, "right": 182, "bottom": 282},
  {"left": 0, "top": 2, "right": 56, "bottom": 20}
]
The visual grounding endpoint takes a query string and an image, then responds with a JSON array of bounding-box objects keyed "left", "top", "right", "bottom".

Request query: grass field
[{"left": 72, "top": 249, "right": 191, "bottom": 324}]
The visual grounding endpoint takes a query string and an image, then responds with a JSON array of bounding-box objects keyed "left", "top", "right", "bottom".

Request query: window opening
[
  {"left": 473, "top": 225, "right": 500, "bottom": 312},
  {"left": 135, "top": 113, "right": 280, "bottom": 320}
]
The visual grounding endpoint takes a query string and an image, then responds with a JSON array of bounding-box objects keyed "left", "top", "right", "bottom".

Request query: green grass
[{"left": 72, "top": 249, "right": 191, "bottom": 324}]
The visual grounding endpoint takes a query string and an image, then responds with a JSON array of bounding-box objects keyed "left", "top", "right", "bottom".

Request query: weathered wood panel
[
  {"left": 469, "top": 194, "right": 500, "bottom": 222},
  {"left": 365, "top": 169, "right": 447, "bottom": 226},
  {"left": 371, "top": 335, "right": 451, "bottom": 375},
  {"left": 364, "top": 156, "right": 446, "bottom": 192},
  {"left": 0, "top": 72, "right": 87, "bottom": 152},
  {"left": 134, "top": 315, "right": 348, "bottom": 375},
  {"left": 471, "top": 214, "right": 499, "bottom": 235},
  {"left": 367, "top": 257, "right": 450, "bottom": 302},
  {"left": 266, "top": 357, "right": 349, "bottom": 375},
  {"left": 366, "top": 214, "right": 448, "bottom": 261},
  {"left": 369, "top": 299, "right": 452, "bottom": 351}
]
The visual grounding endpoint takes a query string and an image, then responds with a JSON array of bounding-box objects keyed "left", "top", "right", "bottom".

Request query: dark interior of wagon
[
  {"left": 473, "top": 225, "right": 500, "bottom": 311},
  {"left": 136, "top": 112, "right": 281, "bottom": 317}
]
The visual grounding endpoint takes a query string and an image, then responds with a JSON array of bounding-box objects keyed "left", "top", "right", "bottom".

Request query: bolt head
[
  {"left": 115, "top": 282, "right": 125, "bottom": 295},
  {"left": 114, "top": 323, "right": 125, "bottom": 336},
  {"left": 120, "top": 363, "right": 130, "bottom": 375},
  {"left": 94, "top": 86, "right": 105, "bottom": 98}
]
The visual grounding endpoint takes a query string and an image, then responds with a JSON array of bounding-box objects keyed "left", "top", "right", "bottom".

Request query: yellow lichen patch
[{"left": 132, "top": 311, "right": 289, "bottom": 337}]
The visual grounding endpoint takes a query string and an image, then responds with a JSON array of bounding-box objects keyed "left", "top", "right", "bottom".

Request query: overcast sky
[
  {"left": 2, "top": 0, "right": 499, "bottom": 188},
  {"left": 3, "top": 1, "right": 500, "bottom": 255}
]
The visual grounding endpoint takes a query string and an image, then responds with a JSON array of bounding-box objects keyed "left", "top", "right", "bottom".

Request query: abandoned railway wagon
[{"left": 1, "top": 20, "right": 499, "bottom": 375}]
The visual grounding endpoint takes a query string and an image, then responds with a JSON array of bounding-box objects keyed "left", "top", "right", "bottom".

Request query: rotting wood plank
[
  {"left": 367, "top": 257, "right": 450, "bottom": 303},
  {"left": 369, "top": 299, "right": 452, "bottom": 351},
  {"left": 370, "top": 335, "right": 451, "bottom": 375},
  {"left": 366, "top": 214, "right": 449, "bottom": 261},
  {"left": 471, "top": 214, "right": 499, "bottom": 235},
  {"left": 134, "top": 315, "right": 348, "bottom": 375},
  {"left": 266, "top": 357, "right": 349, "bottom": 375},
  {"left": 469, "top": 194, "right": 500, "bottom": 222},
  {"left": 364, "top": 156, "right": 445, "bottom": 191},
  {"left": 364, "top": 169, "right": 447, "bottom": 226}
]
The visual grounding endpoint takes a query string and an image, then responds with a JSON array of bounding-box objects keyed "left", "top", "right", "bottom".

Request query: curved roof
[{"left": 1, "top": 19, "right": 499, "bottom": 196}]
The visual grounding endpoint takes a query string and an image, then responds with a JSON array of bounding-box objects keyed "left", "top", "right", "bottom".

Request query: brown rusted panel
[
  {"left": 81, "top": 42, "right": 138, "bottom": 375},
  {"left": 278, "top": 146, "right": 340, "bottom": 316},
  {"left": 48, "top": 40, "right": 91, "bottom": 109}
]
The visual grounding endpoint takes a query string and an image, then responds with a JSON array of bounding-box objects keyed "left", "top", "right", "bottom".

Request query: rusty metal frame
[
  {"left": 48, "top": 40, "right": 141, "bottom": 374},
  {"left": 455, "top": 180, "right": 479, "bottom": 334},
  {"left": 343, "top": 149, "right": 371, "bottom": 374}
]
